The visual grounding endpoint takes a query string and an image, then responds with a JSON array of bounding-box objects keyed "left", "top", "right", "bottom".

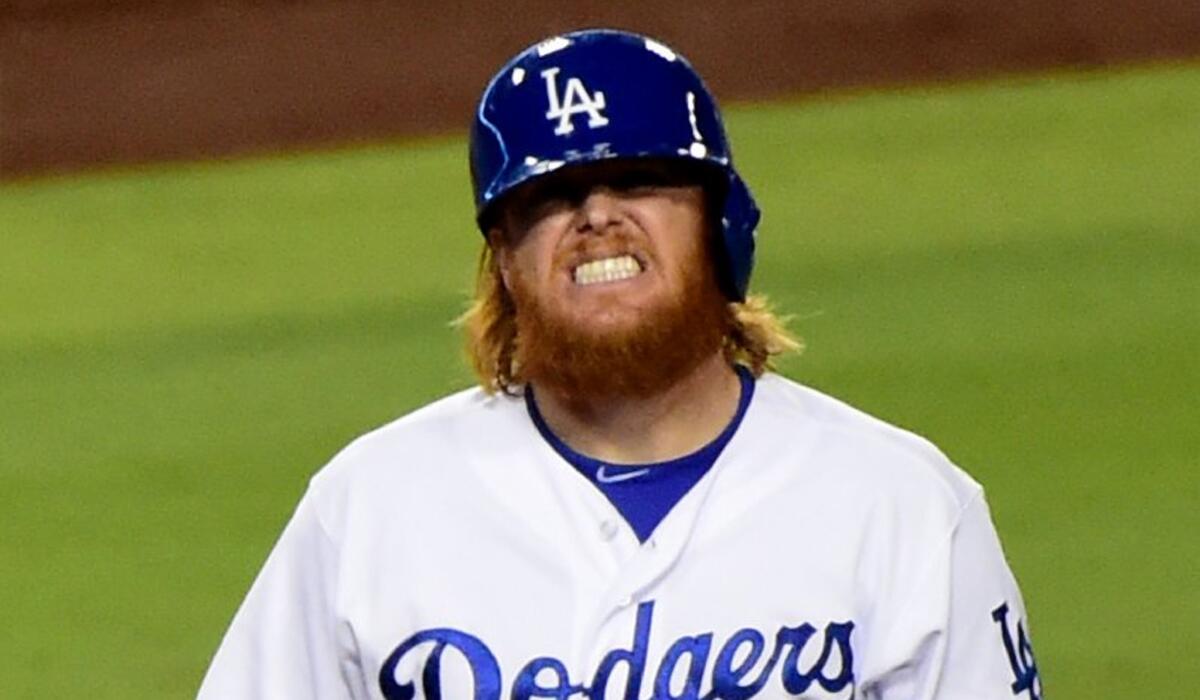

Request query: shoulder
[
  {"left": 334, "top": 387, "right": 508, "bottom": 456},
  {"left": 750, "top": 372, "right": 983, "bottom": 513},
  {"left": 304, "top": 386, "right": 527, "bottom": 505}
]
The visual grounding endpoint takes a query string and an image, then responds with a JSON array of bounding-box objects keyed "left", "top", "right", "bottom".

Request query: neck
[{"left": 530, "top": 352, "right": 743, "bottom": 464}]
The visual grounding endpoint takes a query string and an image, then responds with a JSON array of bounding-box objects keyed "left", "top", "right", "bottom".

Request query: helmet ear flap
[
  {"left": 715, "top": 172, "right": 759, "bottom": 302},
  {"left": 693, "top": 163, "right": 756, "bottom": 302}
]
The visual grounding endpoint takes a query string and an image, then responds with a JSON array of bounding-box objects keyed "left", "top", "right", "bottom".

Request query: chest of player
[{"left": 334, "top": 449, "right": 873, "bottom": 700}]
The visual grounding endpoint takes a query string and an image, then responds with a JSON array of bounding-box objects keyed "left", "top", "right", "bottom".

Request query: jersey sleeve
[
  {"left": 197, "top": 486, "right": 365, "bottom": 699},
  {"left": 863, "top": 491, "right": 1044, "bottom": 699},
  {"left": 937, "top": 492, "right": 1043, "bottom": 698}
]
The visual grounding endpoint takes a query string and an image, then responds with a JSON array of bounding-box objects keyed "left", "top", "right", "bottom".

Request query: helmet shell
[{"left": 470, "top": 29, "right": 759, "bottom": 300}]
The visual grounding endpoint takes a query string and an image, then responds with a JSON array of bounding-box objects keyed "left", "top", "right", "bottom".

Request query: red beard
[{"left": 509, "top": 234, "right": 729, "bottom": 403}]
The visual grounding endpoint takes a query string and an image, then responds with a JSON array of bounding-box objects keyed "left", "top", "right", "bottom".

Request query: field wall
[{"left": 3, "top": 0, "right": 1199, "bottom": 178}]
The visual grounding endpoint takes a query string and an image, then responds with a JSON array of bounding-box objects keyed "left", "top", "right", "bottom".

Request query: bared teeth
[{"left": 573, "top": 255, "right": 642, "bottom": 285}]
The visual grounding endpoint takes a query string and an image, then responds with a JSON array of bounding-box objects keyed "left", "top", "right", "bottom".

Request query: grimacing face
[{"left": 490, "top": 159, "right": 716, "bottom": 336}]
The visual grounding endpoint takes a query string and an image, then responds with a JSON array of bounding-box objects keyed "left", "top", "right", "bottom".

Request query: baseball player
[{"left": 199, "top": 29, "right": 1043, "bottom": 699}]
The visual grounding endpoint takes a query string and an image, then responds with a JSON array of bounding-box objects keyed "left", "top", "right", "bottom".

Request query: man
[{"left": 199, "top": 29, "right": 1043, "bottom": 699}]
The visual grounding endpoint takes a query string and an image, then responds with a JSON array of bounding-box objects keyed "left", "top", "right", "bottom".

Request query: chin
[
  {"left": 566, "top": 293, "right": 660, "bottom": 327},
  {"left": 558, "top": 306, "right": 640, "bottom": 337}
]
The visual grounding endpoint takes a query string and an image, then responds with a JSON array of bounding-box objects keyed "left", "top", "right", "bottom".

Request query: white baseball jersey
[{"left": 198, "top": 373, "right": 1042, "bottom": 699}]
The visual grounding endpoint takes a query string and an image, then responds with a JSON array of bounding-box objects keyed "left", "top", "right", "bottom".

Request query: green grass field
[{"left": 2, "top": 62, "right": 1198, "bottom": 698}]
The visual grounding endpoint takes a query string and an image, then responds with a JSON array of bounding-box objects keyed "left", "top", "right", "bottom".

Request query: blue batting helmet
[{"left": 469, "top": 28, "right": 760, "bottom": 301}]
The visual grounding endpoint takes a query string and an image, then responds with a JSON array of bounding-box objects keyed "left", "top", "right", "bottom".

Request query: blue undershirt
[{"left": 526, "top": 365, "right": 755, "bottom": 542}]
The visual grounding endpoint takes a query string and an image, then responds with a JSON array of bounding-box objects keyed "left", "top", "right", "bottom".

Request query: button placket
[{"left": 599, "top": 519, "right": 619, "bottom": 541}]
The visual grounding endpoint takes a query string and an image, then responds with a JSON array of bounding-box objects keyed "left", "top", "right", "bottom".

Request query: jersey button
[
  {"left": 617, "top": 593, "right": 634, "bottom": 607},
  {"left": 599, "top": 519, "right": 619, "bottom": 541}
]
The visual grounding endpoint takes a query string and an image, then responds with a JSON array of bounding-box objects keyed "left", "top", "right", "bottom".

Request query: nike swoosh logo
[{"left": 595, "top": 465, "right": 651, "bottom": 484}]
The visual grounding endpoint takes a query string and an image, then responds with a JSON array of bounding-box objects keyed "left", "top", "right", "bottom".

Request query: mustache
[{"left": 553, "top": 228, "right": 651, "bottom": 270}]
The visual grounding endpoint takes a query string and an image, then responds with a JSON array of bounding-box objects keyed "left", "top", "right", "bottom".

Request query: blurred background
[{"left": 2, "top": 1, "right": 1198, "bottom": 697}]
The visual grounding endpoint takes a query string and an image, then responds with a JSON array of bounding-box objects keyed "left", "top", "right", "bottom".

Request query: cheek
[
  {"left": 510, "top": 228, "right": 564, "bottom": 287},
  {"left": 643, "top": 207, "right": 708, "bottom": 270}
]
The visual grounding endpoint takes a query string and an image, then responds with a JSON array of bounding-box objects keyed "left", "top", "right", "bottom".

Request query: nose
[{"left": 573, "top": 187, "right": 621, "bottom": 234}]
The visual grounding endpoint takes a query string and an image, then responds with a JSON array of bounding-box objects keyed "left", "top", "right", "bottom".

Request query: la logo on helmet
[{"left": 542, "top": 67, "right": 609, "bottom": 135}]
